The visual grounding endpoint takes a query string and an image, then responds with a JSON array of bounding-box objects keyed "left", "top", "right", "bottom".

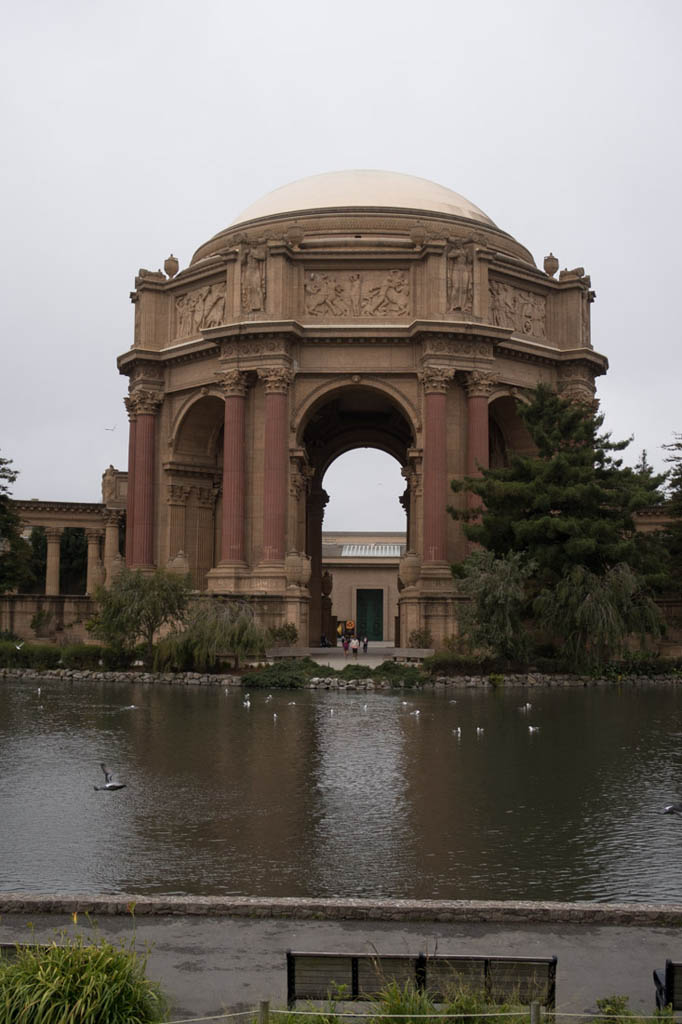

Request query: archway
[{"left": 299, "top": 385, "right": 415, "bottom": 645}]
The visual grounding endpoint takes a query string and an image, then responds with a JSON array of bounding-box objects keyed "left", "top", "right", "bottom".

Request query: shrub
[
  {"left": 267, "top": 622, "right": 299, "bottom": 647},
  {"left": 337, "top": 663, "right": 374, "bottom": 679},
  {"left": 0, "top": 935, "right": 168, "bottom": 1023},
  {"left": 100, "top": 644, "right": 136, "bottom": 671},
  {"left": 0, "top": 641, "right": 28, "bottom": 668},
  {"left": 27, "top": 644, "right": 62, "bottom": 671},
  {"left": 407, "top": 628, "right": 433, "bottom": 648},
  {"left": 371, "top": 660, "right": 423, "bottom": 687},
  {"left": 243, "top": 657, "right": 321, "bottom": 688},
  {"left": 59, "top": 644, "right": 103, "bottom": 670},
  {"left": 0, "top": 630, "right": 19, "bottom": 642}
]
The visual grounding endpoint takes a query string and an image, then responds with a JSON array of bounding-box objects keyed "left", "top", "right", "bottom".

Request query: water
[{"left": 1, "top": 678, "right": 681, "bottom": 901}]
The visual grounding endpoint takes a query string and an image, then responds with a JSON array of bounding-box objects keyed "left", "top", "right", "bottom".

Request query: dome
[{"left": 231, "top": 170, "right": 496, "bottom": 228}]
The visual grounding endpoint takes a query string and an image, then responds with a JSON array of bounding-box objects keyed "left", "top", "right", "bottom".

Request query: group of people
[{"left": 342, "top": 635, "right": 368, "bottom": 658}]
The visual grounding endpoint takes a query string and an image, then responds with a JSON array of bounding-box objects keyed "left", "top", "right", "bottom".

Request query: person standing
[
  {"left": 362, "top": 636, "right": 368, "bottom": 654},
  {"left": 351, "top": 636, "right": 360, "bottom": 659},
  {"left": 343, "top": 635, "right": 349, "bottom": 657}
]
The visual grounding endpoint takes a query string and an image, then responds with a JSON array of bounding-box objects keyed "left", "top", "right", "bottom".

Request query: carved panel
[
  {"left": 489, "top": 280, "right": 546, "bottom": 338},
  {"left": 423, "top": 336, "right": 493, "bottom": 359},
  {"left": 304, "top": 269, "right": 410, "bottom": 318},
  {"left": 175, "top": 283, "right": 226, "bottom": 338}
]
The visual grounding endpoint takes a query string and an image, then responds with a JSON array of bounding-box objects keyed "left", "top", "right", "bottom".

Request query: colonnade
[
  {"left": 39, "top": 517, "right": 120, "bottom": 596},
  {"left": 124, "top": 366, "right": 493, "bottom": 582}
]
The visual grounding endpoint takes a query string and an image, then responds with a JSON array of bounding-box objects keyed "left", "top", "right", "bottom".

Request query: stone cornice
[
  {"left": 12, "top": 500, "right": 105, "bottom": 514},
  {"left": 496, "top": 338, "right": 608, "bottom": 375}
]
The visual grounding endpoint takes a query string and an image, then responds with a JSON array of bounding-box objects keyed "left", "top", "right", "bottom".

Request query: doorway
[{"left": 357, "top": 588, "right": 384, "bottom": 641}]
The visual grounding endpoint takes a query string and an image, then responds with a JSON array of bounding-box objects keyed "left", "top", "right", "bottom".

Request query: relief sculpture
[
  {"left": 489, "top": 280, "right": 546, "bottom": 338},
  {"left": 241, "top": 245, "right": 266, "bottom": 312},
  {"left": 304, "top": 269, "right": 409, "bottom": 318},
  {"left": 175, "top": 283, "right": 226, "bottom": 338}
]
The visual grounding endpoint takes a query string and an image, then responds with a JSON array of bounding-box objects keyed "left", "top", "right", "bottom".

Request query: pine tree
[
  {"left": 0, "top": 453, "right": 34, "bottom": 594},
  {"left": 662, "top": 434, "right": 682, "bottom": 592}
]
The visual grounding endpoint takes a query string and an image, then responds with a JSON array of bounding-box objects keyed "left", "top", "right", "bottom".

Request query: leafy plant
[
  {"left": 267, "top": 622, "right": 299, "bottom": 647},
  {"left": 0, "top": 934, "right": 168, "bottom": 1023},
  {"left": 455, "top": 549, "right": 536, "bottom": 663},
  {"left": 154, "top": 598, "right": 266, "bottom": 672},
  {"left": 243, "top": 657, "right": 321, "bottom": 688},
  {"left": 407, "top": 628, "right": 433, "bottom": 648},
  {"left": 59, "top": 644, "right": 103, "bottom": 670}
]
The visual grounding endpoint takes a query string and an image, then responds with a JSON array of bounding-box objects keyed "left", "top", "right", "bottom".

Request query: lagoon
[{"left": 1, "top": 677, "right": 681, "bottom": 902}]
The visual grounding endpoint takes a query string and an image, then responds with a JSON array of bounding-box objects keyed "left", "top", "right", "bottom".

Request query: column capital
[
  {"left": 419, "top": 366, "right": 453, "bottom": 394},
  {"left": 85, "top": 527, "right": 105, "bottom": 542},
  {"left": 44, "top": 526, "right": 63, "bottom": 543},
  {"left": 258, "top": 366, "right": 294, "bottom": 394},
  {"left": 104, "top": 509, "right": 122, "bottom": 527},
  {"left": 128, "top": 388, "right": 164, "bottom": 415},
  {"left": 464, "top": 369, "right": 496, "bottom": 398},
  {"left": 216, "top": 369, "right": 249, "bottom": 397}
]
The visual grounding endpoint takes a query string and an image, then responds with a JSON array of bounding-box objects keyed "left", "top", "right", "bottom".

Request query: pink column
[
  {"left": 129, "top": 389, "right": 162, "bottom": 568},
  {"left": 421, "top": 369, "right": 450, "bottom": 563},
  {"left": 260, "top": 368, "right": 293, "bottom": 562},
  {"left": 218, "top": 371, "right": 248, "bottom": 563},
  {"left": 465, "top": 371, "right": 494, "bottom": 511},
  {"left": 124, "top": 397, "right": 136, "bottom": 567}
]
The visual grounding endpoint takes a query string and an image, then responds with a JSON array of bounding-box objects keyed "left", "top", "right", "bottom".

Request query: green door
[{"left": 356, "top": 589, "right": 383, "bottom": 641}]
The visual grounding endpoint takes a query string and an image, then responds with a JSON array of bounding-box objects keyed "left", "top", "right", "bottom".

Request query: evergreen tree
[
  {"left": 0, "top": 453, "right": 34, "bottom": 594},
  {"left": 662, "top": 434, "right": 682, "bottom": 592},
  {"left": 451, "top": 386, "right": 667, "bottom": 587},
  {"left": 449, "top": 387, "right": 667, "bottom": 668}
]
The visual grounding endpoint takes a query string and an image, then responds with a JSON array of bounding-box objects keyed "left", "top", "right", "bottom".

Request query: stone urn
[
  {"left": 398, "top": 550, "right": 421, "bottom": 588},
  {"left": 285, "top": 551, "right": 312, "bottom": 588},
  {"left": 321, "top": 569, "right": 333, "bottom": 596},
  {"left": 543, "top": 252, "right": 559, "bottom": 278},
  {"left": 164, "top": 253, "right": 179, "bottom": 279}
]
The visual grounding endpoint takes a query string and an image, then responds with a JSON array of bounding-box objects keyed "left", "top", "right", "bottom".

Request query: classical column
[
  {"left": 103, "top": 511, "right": 122, "bottom": 587},
  {"left": 45, "top": 527, "right": 63, "bottom": 596},
  {"left": 85, "top": 528, "right": 105, "bottom": 594},
  {"left": 464, "top": 370, "right": 495, "bottom": 510},
  {"left": 216, "top": 370, "right": 249, "bottom": 564},
  {"left": 307, "top": 484, "right": 329, "bottom": 645},
  {"left": 259, "top": 367, "right": 293, "bottom": 562},
  {"left": 167, "top": 484, "right": 190, "bottom": 561},
  {"left": 420, "top": 367, "right": 452, "bottom": 563},
  {"left": 124, "top": 396, "right": 136, "bottom": 567},
  {"left": 129, "top": 389, "right": 163, "bottom": 568}
]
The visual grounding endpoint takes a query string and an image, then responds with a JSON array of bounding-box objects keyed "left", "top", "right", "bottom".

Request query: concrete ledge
[{"left": 2, "top": 895, "right": 682, "bottom": 925}]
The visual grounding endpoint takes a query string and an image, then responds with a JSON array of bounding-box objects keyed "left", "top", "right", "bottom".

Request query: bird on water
[
  {"left": 94, "top": 764, "right": 126, "bottom": 791},
  {"left": 663, "top": 802, "right": 682, "bottom": 815}
]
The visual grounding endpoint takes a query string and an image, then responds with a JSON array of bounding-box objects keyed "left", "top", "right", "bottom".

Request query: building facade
[{"left": 119, "top": 169, "right": 607, "bottom": 646}]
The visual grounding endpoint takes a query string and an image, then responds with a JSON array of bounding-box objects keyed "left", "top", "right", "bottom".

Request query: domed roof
[{"left": 231, "top": 170, "right": 496, "bottom": 228}]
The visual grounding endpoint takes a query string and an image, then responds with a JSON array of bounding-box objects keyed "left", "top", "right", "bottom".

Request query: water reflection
[{"left": 0, "top": 679, "right": 681, "bottom": 900}]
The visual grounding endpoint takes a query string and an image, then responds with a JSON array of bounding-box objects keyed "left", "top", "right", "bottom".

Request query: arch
[
  {"left": 294, "top": 377, "right": 420, "bottom": 452},
  {"left": 489, "top": 394, "right": 535, "bottom": 463},
  {"left": 172, "top": 393, "right": 225, "bottom": 465}
]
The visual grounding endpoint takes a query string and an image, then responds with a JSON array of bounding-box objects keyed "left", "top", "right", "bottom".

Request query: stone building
[{"left": 119, "top": 169, "right": 607, "bottom": 647}]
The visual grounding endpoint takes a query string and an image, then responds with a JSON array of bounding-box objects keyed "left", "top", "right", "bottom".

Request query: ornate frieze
[
  {"left": 464, "top": 370, "right": 497, "bottom": 398},
  {"left": 215, "top": 369, "right": 249, "bottom": 397},
  {"left": 258, "top": 367, "right": 294, "bottom": 393},
  {"left": 423, "top": 335, "right": 493, "bottom": 359},
  {"left": 220, "top": 337, "right": 290, "bottom": 359},
  {"left": 175, "top": 283, "right": 226, "bottom": 338},
  {"left": 489, "top": 279, "right": 546, "bottom": 338},
  {"left": 241, "top": 245, "right": 267, "bottom": 312},
  {"left": 304, "top": 269, "right": 410, "bottom": 318},
  {"left": 418, "top": 366, "right": 453, "bottom": 394}
]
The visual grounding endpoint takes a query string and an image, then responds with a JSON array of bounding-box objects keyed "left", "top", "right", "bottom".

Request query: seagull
[
  {"left": 519, "top": 702, "right": 532, "bottom": 712},
  {"left": 37, "top": 686, "right": 41, "bottom": 697},
  {"left": 452, "top": 727, "right": 461, "bottom": 738},
  {"left": 409, "top": 709, "right": 420, "bottom": 717},
  {"left": 94, "top": 763, "right": 126, "bottom": 791},
  {"left": 104, "top": 425, "right": 116, "bottom": 431},
  {"left": 476, "top": 726, "right": 485, "bottom": 736},
  {"left": 362, "top": 704, "right": 368, "bottom": 712},
  {"left": 265, "top": 694, "right": 273, "bottom": 702},
  {"left": 273, "top": 713, "right": 278, "bottom": 721},
  {"left": 449, "top": 699, "right": 457, "bottom": 704},
  {"left": 528, "top": 725, "right": 539, "bottom": 734},
  {"left": 288, "top": 701, "right": 296, "bottom": 706},
  {"left": 663, "top": 802, "right": 682, "bottom": 815},
  {"left": 243, "top": 699, "right": 251, "bottom": 708},
  {"left": 16, "top": 641, "right": 24, "bottom": 650}
]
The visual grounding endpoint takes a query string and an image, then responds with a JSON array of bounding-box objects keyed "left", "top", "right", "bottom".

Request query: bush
[
  {"left": 337, "top": 663, "right": 374, "bottom": 679},
  {"left": 243, "top": 657, "right": 321, "bottom": 688},
  {"left": 0, "top": 935, "right": 168, "bottom": 1023},
  {"left": 0, "top": 641, "right": 27, "bottom": 668},
  {"left": 267, "top": 622, "right": 299, "bottom": 647},
  {"left": 100, "top": 645, "right": 137, "bottom": 671},
  {"left": 0, "top": 630, "right": 19, "bottom": 642},
  {"left": 407, "top": 628, "right": 433, "bottom": 648},
  {"left": 371, "top": 660, "right": 423, "bottom": 687},
  {"left": 27, "top": 644, "right": 62, "bottom": 670},
  {"left": 59, "top": 644, "right": 103, "bottom": 670}
]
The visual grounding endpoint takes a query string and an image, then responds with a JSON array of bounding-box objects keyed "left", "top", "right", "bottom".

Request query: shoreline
[
  {"left": 1, "top": 666, "right": 681, "bottom": 688},
  {"left": 2, "top": 894, "right": 682, "bottom": 925}
]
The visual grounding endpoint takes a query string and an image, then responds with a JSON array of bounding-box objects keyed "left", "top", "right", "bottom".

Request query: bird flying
[{"left": 94, "top": 763, "right": 126, "bottom": 791}]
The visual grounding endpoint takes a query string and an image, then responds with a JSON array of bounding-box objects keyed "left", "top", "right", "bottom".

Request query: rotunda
[{"left": 119, "top": 170, "right": 606, "bottom": 645}]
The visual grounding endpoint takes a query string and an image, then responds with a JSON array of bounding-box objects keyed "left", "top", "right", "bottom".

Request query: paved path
[
  {"left": 306, "top": 643, "right": 405, "bottom": 671},
  {"left": 0, "top": 912, "right": 677, "bottom": 1021}
]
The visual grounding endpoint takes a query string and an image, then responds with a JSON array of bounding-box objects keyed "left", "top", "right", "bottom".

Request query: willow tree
[{"left": 450, "top": 386, "right": 666, "bottom": 668}]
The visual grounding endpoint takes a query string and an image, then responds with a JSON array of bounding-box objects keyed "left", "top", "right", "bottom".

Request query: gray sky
[{"left": 1, "top": 0, "right": 680, "bottom": 533}]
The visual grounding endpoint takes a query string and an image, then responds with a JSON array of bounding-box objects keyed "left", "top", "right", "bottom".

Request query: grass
[{"left": 0, "top": 933, "right": 168, "bottom": 1023}]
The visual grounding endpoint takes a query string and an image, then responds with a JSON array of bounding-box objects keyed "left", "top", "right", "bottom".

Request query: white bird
[
  {"left": 265, "top": 694, "right": 273, "bottom": 702},
  {"left": 663, "top": 802, "right": 682, "bottom": 815},
  {"left": 452, "top": 727, "right": 461, "bottom": 737},
  {"left": 449, "top": 699, "right": 457, "bottom": 704},
  {"left": 330, "top": 708, "right": 334, "bottom": 716},
  {"left": 288, "top": 701, "right": 296, "bottom": 706},
  {"left": 401, "top": 701, "right": 409, "bottom": 706},
  {"left": 16, "top": 641, "right": 24, "bottom": 650},
  {"left": 528, "top": 725, "right": 539, "bottom": 734},
  {"left": 94, "top": 763, "right": 126, "bottom": 791},
  {"left": 273, "top": 713, "right": 278, "bottom": 721},
  {"left": 410, "top": 709, "right": 420, "bottom": 717},
  {"left": 476, "top": 727, "right": 485, "bottom": 736},
  {"left": 243, "top": 699, "right": 251, "bottom": 708},
  {"left": 104, "top": 425, "right": 116, "bottom": 431},
  {"left": 37, "top": 686, "right": 41, "bottom": 697},
  {"left": 519, "top": 702, "right": 532, "bottom": 712},
  {"left": 362, "top": 704, "right": 368, "bottom": 712}
]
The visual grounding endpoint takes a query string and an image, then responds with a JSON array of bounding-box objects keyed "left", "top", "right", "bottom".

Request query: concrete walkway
[
  {"left": 0, "top": 911, "right": 678, "bottom": 1021},
  {"left": 304, "top": 642, "right": 411, "bottom": 671}
]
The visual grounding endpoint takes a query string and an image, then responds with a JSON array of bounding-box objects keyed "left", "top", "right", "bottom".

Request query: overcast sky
[{"left": 1, "top": 0, "right": 680, "bottom": 533}]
